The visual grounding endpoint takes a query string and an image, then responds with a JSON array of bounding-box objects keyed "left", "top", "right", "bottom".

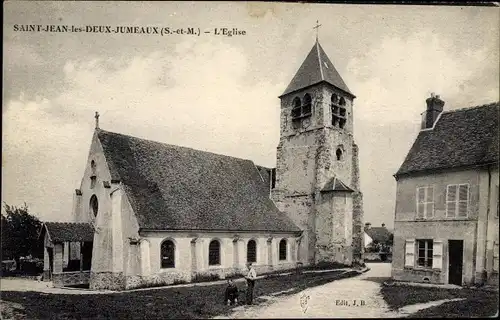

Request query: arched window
[
  {"left": 332, "top": 96, "right": 347, "bottom": 129},
  {"left": 302, "top": 93, "right": 312, "bottom": 115},
  {"left": 209, "top": 240, "right": 221, "bottom": 266},
  {"left": 291, "top": 94, "right": 313, "bottom": 120},
  {"left": 160, "top": 239, "right": 175, "bottom": 268},
  {"left": 331, "top": 94, "right": 339, "bottom": 104},
  {"left": 279, "top": 239, "right": 287, "bottom": 261},
  {"left": 293, "top": 97, "right": 301, "bottom": 108},
  {"left": 247, "top": 240, "right": 257, "bottom": 263},
  {"left": 336, "top": 148, "right": 343, "bottom": 161},
  {"left": 89, "top": 195, "right": 98, "bottom": 217},
  {"left": 90, "top": 160, "right": 97, "bottom": 189},
  {"left": 291, "top": 97, "right": 302, "bottom": 119},
  {"left": 90, "top": 160, "right": 96, "bottom": 175}
]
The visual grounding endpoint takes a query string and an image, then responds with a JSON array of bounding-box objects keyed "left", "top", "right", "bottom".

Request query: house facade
[
  {"left": 41, "top": 39, "right": 365, "bottom": 290},
  {"left": 392, "top": 96, "right": 499, "bottom": 286}
]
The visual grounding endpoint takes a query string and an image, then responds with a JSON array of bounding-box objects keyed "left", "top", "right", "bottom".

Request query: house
[
  {"left": 392, "top": 95, "right": 499, "bottom": 286},
  {"left": 364, "top": 222, "right": 392, "bottom": 252},
  {"left": 40, "top": 39, "right": 365, "bottom": 290}
]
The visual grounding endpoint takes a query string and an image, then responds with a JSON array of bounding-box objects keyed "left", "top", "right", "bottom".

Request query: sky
[{"left": 2, "top": 2, "right": 499, "bottom": 229}]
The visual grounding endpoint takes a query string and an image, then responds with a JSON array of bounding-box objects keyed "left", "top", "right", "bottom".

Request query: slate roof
[
  {"left": 43, "top": 222, "right": 94, "bottom": 243},
  {"left": 396, "top": 103, "right": 499, "bottom": 177},
  {"left": 97, "top": 129, "right": 300, "bottom": 232},
  {"left": 321, "top": 177, "right": 354, "bottom": 192},
  {"left": 365, "top": 227, "right": 392, "bottom": 244},
  {"left": 281, "top": 40, "right": 354, "bottom": 97}
]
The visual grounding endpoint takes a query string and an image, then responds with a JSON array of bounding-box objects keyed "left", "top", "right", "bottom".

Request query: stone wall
[
  {"left": 90, "top": 271, "right": 126, "bottom": 290},
  {"left": 351, "top": 143, "right": 365, "bottom": 263},
  {"left": 52, "top": 271, "right": 90, "bottom": 287}
]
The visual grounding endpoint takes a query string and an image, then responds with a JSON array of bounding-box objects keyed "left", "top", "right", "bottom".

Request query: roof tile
[
  {"left": 396, "top": 102, "right": 499, "bottom": 176},
  {"left": 44, "top": 222, "right": 94, "bottom": 242},
  {"left": 281, "top": 41, "right": 353, "bottom": 97},
  {"left": 97, "top": 130, "right": 300, "bottom": 232}
]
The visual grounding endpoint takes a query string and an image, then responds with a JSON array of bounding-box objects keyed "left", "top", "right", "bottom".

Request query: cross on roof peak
[
  {"left": 313, "top": 20, "right": 322, "bottom": 41},
  {"left": 95, "top": 111, "right": 100, "bottom": 129}
]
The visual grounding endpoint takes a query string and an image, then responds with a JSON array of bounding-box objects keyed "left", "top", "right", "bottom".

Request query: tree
[{"left": 1, "top": 203, "right": 42, "bottom": 269}]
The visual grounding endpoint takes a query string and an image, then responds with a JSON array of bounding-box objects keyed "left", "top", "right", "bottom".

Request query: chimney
[
  {"left": 421, "top": 93, "right": 444, "bottom": 129},
  {"left": 364, "top": 222, "right": 371, "bottom": 231},
  {"left": 382, "top": 223, "right": 386, "bottom": 228}
]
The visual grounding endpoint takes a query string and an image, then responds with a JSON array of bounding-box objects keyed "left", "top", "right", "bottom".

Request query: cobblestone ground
[{"left": 216, "top": 263, "right": 400, "bottom": 319}]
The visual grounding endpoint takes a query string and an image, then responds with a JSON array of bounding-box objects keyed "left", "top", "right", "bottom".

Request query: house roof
[
  {"left": 97, "top": 129, "right": 300, "bottom": 233},
  {"left": 321, "top": 177, "right": 354, "bottom": 192},
  {"left": 396, "top": 102, "right": 499, "bottom": 177},
  {"left": 281, "top": 40, "right": 354, "bottom": 97},
  {"left": 43, "top": 222, "right": 94, "bottom": 243},
  {"left": 365, "top": 227, "right": 392, "bottom": 244}
]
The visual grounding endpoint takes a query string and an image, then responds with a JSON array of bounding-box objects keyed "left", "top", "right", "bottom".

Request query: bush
[{"left": 192, "top": 273, "right": 220, "bottom": 283}]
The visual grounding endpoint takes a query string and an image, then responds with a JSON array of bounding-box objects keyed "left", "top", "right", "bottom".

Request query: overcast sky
[{"left": 3, "top": 2, "right": 499, "bottom": 229}]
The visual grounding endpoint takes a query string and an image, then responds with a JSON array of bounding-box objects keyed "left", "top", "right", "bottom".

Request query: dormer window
[
  {"left": 331, "top": 94, "right": 347, "bottom": 129},
  {"left": 291, "top": 93, "right": 312, "bottom": 120}
]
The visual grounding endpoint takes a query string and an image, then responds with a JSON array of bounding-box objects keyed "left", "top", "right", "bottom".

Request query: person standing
[{"left": 245, "top": 262, "right": 257, "bottom": 305}]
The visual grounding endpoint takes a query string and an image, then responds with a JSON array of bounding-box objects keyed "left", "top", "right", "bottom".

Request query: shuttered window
[
  {"left": 417, "top": 239, "right": 433, "bottom": 268},
  {"left": 446, "top": 184, "right": 469, "bottom": 218},
  {"left": 416, "top": 186, "right": 434, "bottom": 219}
]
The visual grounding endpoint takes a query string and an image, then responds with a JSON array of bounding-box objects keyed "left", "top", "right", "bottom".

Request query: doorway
[{"left": 448, "top": 240, "right": 463, "bottom": 286}]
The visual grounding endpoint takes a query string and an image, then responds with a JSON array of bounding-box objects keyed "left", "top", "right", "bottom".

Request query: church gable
[{"left": 96, "top": 129, "right": 300, "bottom": 232}]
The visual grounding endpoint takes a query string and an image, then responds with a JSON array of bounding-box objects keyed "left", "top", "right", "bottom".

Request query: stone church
[{"left": 40, "top": 39, "right": 364, "bottom": 290}]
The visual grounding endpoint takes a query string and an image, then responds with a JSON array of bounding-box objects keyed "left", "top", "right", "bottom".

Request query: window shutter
[
  {"left": 493, "top": 241, "right": 499, "bottom": 272},
  {"left": 405, "top": 239, "right": 415, "bottom": 268},
  {"left": 458, "top": 184, "right": 469, "bottom": 217},
  {"left": 416, "top": 188, "right": 425, "bottom": 218},
  {"left": 446, "top": 185, "right": 457, "bottom": 217},
  {"left": 432, "top": 240, "right": 443, "bottom": 270}
]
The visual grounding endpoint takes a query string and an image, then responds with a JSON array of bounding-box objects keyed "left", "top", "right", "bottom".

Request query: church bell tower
[{"left": 271, "top": 39, "right": 364, "bottom": 266}]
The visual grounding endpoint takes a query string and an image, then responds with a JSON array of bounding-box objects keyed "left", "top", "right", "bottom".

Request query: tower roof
[{"left": 281, "top": 40, "right": 354, "bottom": 97}]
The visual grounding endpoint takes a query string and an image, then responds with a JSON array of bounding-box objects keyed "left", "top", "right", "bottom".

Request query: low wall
[
  {"left": 364, "top": 252, "right": 393, "bottom": 262},
  {"left": 392, "top": 267, "right": 443, "bottom": 284},
  {"left": 52, "top": 271, "right": 90, "bottom": 287},
  {"left": 89, "top": 262, "right": 300, "bottom": 291}
]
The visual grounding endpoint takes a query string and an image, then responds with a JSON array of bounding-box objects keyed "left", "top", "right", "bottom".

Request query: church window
[
  {"left": 90, "top": 160, "right": 96, "bottom": 175},
  {"left": 209, "top": 240, "right": 221, "bottom": 266},
  {"left": 302, "top": 93, "right": 312, "bottom": 116},
  {"left": 247, "top": 240, "right": 257, "bottom": 263},
  {"left": 160, "top": 239, "right": 175, "bottom": 268},
  {"left": 291, "top": 94, "right": 313, "bottom": 120},
  {"left": 90, "top": 160, "right": 97, "bottom": 189},
  {"left": 331, "top": 95, "right": 347, "bottom": 129},
  {"left": 291, "top": 97, "right": 302, "bottom": 119},
  {"left": 279, "top": 239, "right": 287, "bottom": 261},
  {"left": 332, "top": 94, "right": 339, "bottom": 104},
  {"left": 89, "top": 195, "right": 98, "bottom": 217},
  {"left": 336, "top": 148, "right": 343, "bottom": 161}
]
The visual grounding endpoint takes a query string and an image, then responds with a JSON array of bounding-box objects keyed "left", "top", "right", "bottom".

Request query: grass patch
[
  {"left": 0, "top": 270, "right": 351, "bottom": 319},
  {"left": 380, "top": 285, "right": 498, "bottom": 318}
]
